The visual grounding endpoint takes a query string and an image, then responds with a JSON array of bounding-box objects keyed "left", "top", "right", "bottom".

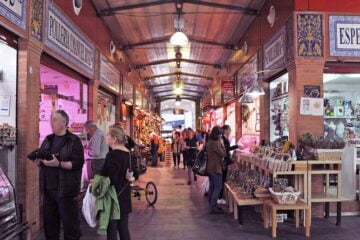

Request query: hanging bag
[
  {"left": 82, "top": 185, "right": 97, "bottom": 228},
  {"left": 192, "top": 147, "right": 208, "bottom": 176}
]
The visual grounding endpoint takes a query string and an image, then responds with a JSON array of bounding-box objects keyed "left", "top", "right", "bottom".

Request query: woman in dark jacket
[
  {"left": 219, "top": 125, "right": 239, "bottom": 203},
  {"left": 102, "top": 124, "right": 132, "bottom": 240},
  {"left": 184, "top": 128, "right": 199, "bottom": 185},
  {"left": 206, "top": 126, "right": 226, "bottom": 214}
]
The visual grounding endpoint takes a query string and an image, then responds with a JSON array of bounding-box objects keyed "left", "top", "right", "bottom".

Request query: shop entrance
[{"left": 39, "top": 65, "right": 89, "bottom": 143}]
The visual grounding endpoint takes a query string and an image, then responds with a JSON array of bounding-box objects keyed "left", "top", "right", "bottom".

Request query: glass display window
[
  {"left": 269, "top": 73, "right": 289, "bottom": 143},
  {"left": 0, "top": 31, "right": 17, "bottom": 186},
  {"left": 225, "top": 103, "right": 237, "bottom": 145},
  {"left": 323, "top": 73, "right": 360, "bottom": 141},
  {"left": 39, "top": 65, "right": 89, "bottom": 143},
  {"left": 242, "top": 96, "right": 260, "bottom": 136}
]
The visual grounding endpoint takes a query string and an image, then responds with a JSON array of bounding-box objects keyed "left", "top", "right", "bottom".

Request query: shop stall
[
  {"left": 39, "top": 65, "right": 89, "bottom": 142},
  {"left": 0, "top": 27, "right": 17, "bottom": 186}
]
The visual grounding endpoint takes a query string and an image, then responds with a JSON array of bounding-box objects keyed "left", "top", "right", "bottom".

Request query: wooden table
[
  {"left": 224, "top": 183, "right": 264, "bottom": 225},
  {"left": 263, "top": 200, "right": 311, "bottom": 238}
]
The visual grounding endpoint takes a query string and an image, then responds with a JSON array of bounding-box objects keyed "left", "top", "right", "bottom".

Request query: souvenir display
[{"left": 0, "top": 124, "right": 16, "bottom": 150}]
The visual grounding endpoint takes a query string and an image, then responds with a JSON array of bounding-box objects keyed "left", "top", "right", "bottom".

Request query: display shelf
[
  {"left": 324, "top": 116, "right": 356, "bottom": 119},
  {"left": 271, "top": 93, "right": 289, "bottom": 102},
  {"left": 310, "top": 192, "right": 341, "bottom": 202}
]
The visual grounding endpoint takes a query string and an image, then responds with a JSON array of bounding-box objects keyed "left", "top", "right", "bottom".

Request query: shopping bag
[{"left": 82, "top": 185, "right": 97, "bottom": 228}]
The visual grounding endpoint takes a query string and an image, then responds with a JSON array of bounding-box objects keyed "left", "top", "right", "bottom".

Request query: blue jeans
[
  {"left": 208, "top": 173, "right": 223, "bottom": 209},
  {"left": 152, "top": 152, "right": 158, "bottom": 166}
]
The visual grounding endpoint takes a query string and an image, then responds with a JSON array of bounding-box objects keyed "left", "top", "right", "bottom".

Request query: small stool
[{"left": 263, "top": 200, "right": 311, "bottom": 238}]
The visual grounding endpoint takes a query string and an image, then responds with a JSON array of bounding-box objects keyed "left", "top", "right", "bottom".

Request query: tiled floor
[{"left": 37, "top": 165, "right": 360, "bottom": 240}]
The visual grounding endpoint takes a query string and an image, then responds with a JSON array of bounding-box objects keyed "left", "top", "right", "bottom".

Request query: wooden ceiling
[{"left": 92, "top": 0, "right": 266, "bottom": 100}]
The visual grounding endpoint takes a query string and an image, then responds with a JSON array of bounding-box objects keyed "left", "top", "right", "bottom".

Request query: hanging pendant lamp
[
  {"left": 247, "top": 78, "right": 265, "bottom": 97},
  {"left": 175, "top": 95, "right": 181, "bottom": 106},
  {"left": 239, "top": 86, "right": 254, "bottom": 104},
  {"left": 170, "top": 14, "right": 189, "bottom": 46}
]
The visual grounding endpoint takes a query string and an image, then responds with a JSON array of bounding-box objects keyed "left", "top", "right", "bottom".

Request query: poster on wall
[
  {"left": 225, "top": 103, "right": 236, "bottom": 144},
  {"left": 300, "top": 97, "right": 324, "bottom": 116},
  {"left": 221, "top": 76, "right": 234, "bottom": 101},
  {"left": 237, "top": 54, "right": 257, "bottom": 94},
  {"left": 215, "top": 108, "right": 223, "bottom": 126},
  {"left": 0, "top": 96, "right": 10, "bottom": 116},
  {"left": 304, "top": 85, "right": 321, "bottom": 98},
  {"left": 0, "top": 0, "right": 27, "bottom": 29},
  {"left": 242, "top": 96, "right": 260, "bottom": 135}
]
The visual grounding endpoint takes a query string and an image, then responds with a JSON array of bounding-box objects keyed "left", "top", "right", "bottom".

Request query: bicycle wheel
[{"left": 145, "top": 182, "right": 158, "bottom": 206}]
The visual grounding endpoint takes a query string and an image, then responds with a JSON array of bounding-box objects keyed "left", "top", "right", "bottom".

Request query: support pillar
[
  {"left": 17, "top": 38, "right": 42, "bottom": 236},
  {"left": 88, "top": 50, "right": 100, "bottom": 121},
  {"left": 195, "top": 99, "right": 201, "bottom": 129},
  {"left": 287, "top": 58, "right": 325, "bottom": 144}
]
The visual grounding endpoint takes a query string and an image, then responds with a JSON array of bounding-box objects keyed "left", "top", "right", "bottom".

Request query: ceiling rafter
[
  {"left": 153, "top": 89, "right": 203, "bottom": 94},
  {"left": 120, "top": 35, "right": 237, "bottom": 50},
  {"left": 99, "top": 0, "right": 258, "bottom": 16},
  {"left": 135, "top": 58, "right": 222, "bottom": 69},
  {"left": 148, "top": 82, "right": 208, "bottom": 89},
  {"left": 144, "top": 72, "right": 213, "bottom": 80},
  {"left": 156, "top": 94, "right": 202, "bottom": 99}
]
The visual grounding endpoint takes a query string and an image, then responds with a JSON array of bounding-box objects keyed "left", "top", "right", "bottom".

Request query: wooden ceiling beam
[
  {"left": 135, "top": 58, "right": 222, "bottom": 69},
  {"left": 144, "top": 72, "right": 212, "bottom": 80},
  {"left": 99, "top": 0, "right": 258, "bottom": 16},
  {"left": 148, "top": 82, "right": 208, "bottom": 89},
  {"left": 120, "top": 35, "right": 237, "bottom": 50},
  {"left": 153, "top": 89, "right": 203, "bottom": 94},
  {"left": 183, "top": 0, "right": 258, "bottom": 15},
  {"left": 99, "top": 0, "right": 173, "bottom": 16}
]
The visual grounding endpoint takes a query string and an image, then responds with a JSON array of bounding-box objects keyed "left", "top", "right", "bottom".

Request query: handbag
[{"left": 192, "top": 149, "right": 208, "bottom": 176}]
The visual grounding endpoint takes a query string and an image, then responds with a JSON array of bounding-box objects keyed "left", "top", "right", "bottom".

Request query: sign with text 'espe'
[{"left": 330, "top": 15, "right": 360, "bottom": 57}]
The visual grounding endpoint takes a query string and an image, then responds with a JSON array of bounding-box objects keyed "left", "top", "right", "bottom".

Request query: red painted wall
[{"left": 296, "top": 0, "right": 360, "bottom": 12}]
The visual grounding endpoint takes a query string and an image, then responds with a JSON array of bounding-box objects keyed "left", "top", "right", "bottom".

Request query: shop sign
[
  {"left": 329, "top": 15, "right": 360, "bottom": 57},
  {"left": 44, "top": 1, "right": 95, "bottom": 77},
  {"left": 122, "top": 79, "right": 133, "bottom": 101},
  {"left": 0, "top": 0, "right": 27, "bottom": 29},
  {"left": 237, "top": 53, "right": 257, "bottom": 93},
  {"left": 263, "top": 27, "right": 286, "bottom": 70},
  {"left": 100, "top": 55, "right": 120, "bottom": 94}
]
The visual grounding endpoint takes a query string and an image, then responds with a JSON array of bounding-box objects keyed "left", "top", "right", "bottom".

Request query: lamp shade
[
  {"left": 170, "top": 31, "right": 189, "bottom": 46},
  {"left": 247, "top": 81, "right": 265, "bottom": 96},
  {"left": 239, "top": 93, "right": 254, "bottom": 104}
]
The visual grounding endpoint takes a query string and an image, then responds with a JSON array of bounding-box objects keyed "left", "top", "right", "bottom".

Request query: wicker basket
[
  {"left": 316, "top": 150, "right": 342, "bottom": 161},
  {"left": 269, "top": 188, "right": 301, "bottom": 205}
]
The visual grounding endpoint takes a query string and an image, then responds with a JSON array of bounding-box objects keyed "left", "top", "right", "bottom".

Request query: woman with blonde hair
[{"left": 101, "top": 124, "right": 132, "bottom": 240}]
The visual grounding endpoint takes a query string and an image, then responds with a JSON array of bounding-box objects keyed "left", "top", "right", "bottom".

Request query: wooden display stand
[
  {"left": 224, "top": 183, "right": 264, "bottom": 225},
  {"left": 234, "top": 152, "right": 343, "bottom": 225},
  {"left": 263, "top": 200, "right": 311, "bottom": 238}
]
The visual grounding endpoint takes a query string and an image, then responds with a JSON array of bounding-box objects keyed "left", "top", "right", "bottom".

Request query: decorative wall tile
[
  {"left": 0, "top": 0, "right": 27, "bottom": 29},
  {"left": 297, "top": 14, "right": 323, "bottom": 57},
  {"left": 31, "top": 0, "right": 43, "bottom": 40}
]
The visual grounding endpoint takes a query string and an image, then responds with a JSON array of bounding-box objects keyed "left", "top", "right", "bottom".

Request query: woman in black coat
[
  {"left": 102, "top": 125, "right": 132, "bottom": 240},
  {"left": 219, "top": 125, "right": 239, "bottom": 203}
]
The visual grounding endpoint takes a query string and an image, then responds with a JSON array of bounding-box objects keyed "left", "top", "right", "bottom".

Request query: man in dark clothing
[
  {"left": 219, "top": 125, "right": 239, "bottom": 204},
  {"left": 32, "top": 110, "right": 84, "bottom": 240}
]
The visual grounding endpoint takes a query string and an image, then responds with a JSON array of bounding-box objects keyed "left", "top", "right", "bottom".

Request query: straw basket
[{"left": 269, "top": 188, "right": 301, "bottom": 205}]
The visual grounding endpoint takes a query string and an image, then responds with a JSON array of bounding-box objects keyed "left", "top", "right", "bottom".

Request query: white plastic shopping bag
[{"left": 82, "top": 185, "right": 97, "bottom": 228}]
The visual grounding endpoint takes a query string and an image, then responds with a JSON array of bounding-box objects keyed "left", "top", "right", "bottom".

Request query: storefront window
[
  {"left": 39, "top": 65, "right": 88, "bottom": 143},
  {"left": 269, "top": 73, "right": 289, "bottom": 143},
  {"left": 323, "top": 73, "right": 360, "bottom": 140},
  {"left": 0, "top": 35, "right": 17, "bottom": 185}
]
